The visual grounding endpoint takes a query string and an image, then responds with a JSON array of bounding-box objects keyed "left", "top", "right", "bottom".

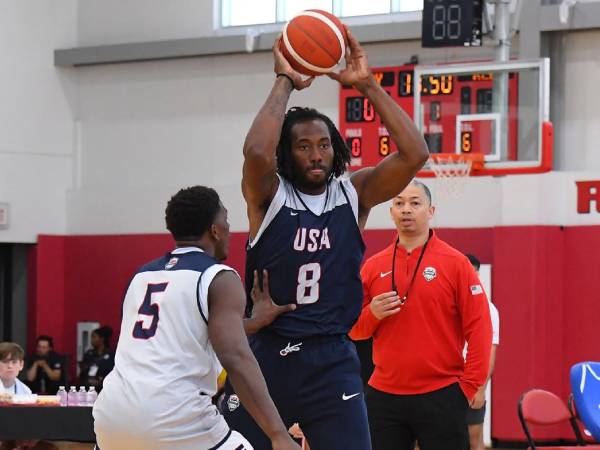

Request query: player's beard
[{"left": 293, "top": 164, "right": 332, "bottom": 192}]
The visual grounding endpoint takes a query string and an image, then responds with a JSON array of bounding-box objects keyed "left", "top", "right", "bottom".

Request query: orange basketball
[{"left": 280, "top": 9, "right": 348, "bottom": 77}]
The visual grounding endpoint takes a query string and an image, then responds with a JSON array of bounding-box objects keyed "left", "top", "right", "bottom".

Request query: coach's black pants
[{"left": 366, "top": 383, "right": 469, "bottom": 450}]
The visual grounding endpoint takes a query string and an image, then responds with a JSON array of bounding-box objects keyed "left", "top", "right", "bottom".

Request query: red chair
[
  {"left": 518, "top": 389, "right": 600, "bottom": 449},
  {"left": 568, "top": 393, "right": 599, "bottom": 444}
]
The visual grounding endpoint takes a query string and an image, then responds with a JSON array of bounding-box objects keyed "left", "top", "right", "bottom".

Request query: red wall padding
[
  {"left": 27, "top": 226, "right": 600, "bottom": 442},
  {"left": 27, "top": 236, "right": 66, "bottom": 353},
  {"left": 491, "top": 226, "right": 570, "bottom": 440}
]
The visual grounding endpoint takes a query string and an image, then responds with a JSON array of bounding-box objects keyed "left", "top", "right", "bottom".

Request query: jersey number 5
[
  {"left": 133, "top": 282, "right": 168, "bottom": 339},
  {"left": 296, "top": 263, "right": 321, "bottom": 304}
]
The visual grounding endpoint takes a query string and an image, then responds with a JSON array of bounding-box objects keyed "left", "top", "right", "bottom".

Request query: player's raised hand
[
  {"left": 327, "top": 26, "right": 372, "bottom": 91},
  {"left": 273, "top": 35, "right": 315, "bottom": 90},
  {"left": 250, "top": 269, "right": 296, "bottom": 330},
  {"left": 369, "top": 291, "right": 402, "bottom": 320}
]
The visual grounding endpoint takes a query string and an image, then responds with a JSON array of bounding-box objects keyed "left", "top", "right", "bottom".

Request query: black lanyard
[{"left": 391, "top": 230, "right": 431, "bottom": 305}]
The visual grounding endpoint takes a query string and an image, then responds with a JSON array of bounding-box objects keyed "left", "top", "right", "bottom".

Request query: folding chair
[
  {"left": 568, "top": 393, "right": 598, "bottom": 444},
  {"left": 518, "top": 388, "right": 600, "bottom": 449},
  {"left": 571, "top": 362, "right": 600, "bottom": 443}
]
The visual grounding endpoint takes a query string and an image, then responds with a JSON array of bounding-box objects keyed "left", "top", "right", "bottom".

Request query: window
[
  {"left": 221, "top": 0, "right": 276, "bottom": 27},
  {"left": 220, "top": 0, "right": 423, "bottom": 28},
  {"left": 283, "top": 0, "right": 333, "bottom": 21},
  {"left": 340, "top": 0, "right": 392, "bottom": 17},
  {"left": 395, "top": 0, "right": 424, "bottom": 12}
]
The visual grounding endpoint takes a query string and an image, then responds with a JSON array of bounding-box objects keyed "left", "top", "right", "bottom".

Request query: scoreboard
[{"left": 339, "top": 64, "right": 519, "bottom": 171}]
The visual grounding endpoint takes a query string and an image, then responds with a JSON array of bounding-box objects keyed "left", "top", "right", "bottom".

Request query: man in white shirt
[
  {"left": 0, "top": 342, "right": 32, "bottom": 398},
  {"left": 465, "top": 254, "right": 500, "bottom": 450},
  {"left": 93, "top": 186, "right": 300, "bottom": 450}
]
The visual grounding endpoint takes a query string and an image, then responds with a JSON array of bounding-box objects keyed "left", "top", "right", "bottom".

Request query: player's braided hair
[
  {"left": 276, "top": 107, "right": 351, "bottom": 182},
  {"left": 165, "top": 186, "right": 220, "bottom": 240}
]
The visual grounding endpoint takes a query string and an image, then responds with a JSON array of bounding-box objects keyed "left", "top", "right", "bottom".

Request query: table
[{"left": 0, "top": 406, "right": 95, "bottom": 442}]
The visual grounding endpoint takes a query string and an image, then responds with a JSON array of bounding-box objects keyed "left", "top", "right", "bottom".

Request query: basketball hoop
[{"left": 427, "top": 153, "right": 484, "bottom": 198}]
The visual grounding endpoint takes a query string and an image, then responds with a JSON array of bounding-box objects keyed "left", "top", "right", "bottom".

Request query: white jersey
[
  {"left": 464, "top": 300, "right": 500, "bottom": 360},
  {"left": 489, "top": 301, "right": 500, "bottom": 345},
  {"left": 94, "top": 247, "right": 237, "bottom": 450}
]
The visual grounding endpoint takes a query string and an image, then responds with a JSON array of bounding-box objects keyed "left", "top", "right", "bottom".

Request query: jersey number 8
[{"left": 296, "top": 263, "right": 321, "bottom": 304}]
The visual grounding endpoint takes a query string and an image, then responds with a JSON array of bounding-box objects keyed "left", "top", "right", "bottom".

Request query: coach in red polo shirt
[{"left": 350, "top": 180, "right": 492, "bottom": 450}]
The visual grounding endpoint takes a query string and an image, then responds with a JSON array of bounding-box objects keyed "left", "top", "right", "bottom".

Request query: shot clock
[{"left": 421, "top": 0, "right": 483, "bottom": 48}]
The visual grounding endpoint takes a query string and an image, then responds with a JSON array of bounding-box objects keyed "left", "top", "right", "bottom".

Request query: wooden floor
[
  {"left": 55, "top": 444, "right": 94, "bottom": 450},
  {"left": 51, "top": 444, "right": 522, "bottom": 450},
  {"left": 0, "top": 444, "right": 94, "bottom": 450},
  {"left": 53, "top": 446, "right": 517, "bottom": 450},
  {"left": 0, "top": 443, "right": 522, "bottom": 450}
]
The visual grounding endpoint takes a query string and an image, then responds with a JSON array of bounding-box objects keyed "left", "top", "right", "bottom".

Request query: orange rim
[{"left": 429, "top": 153, "right": 485, "bottom": 172}]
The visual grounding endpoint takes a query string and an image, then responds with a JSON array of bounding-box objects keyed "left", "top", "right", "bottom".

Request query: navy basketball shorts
[{"left": 222, "top": 330, "right": 372, "bottom": 450}]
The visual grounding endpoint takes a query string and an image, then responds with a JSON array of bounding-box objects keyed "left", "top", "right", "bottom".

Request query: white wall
[
  {"left": 4, "top": 2, "right": 600, "bottom": 242},
  {"left": 0, "top": 1, "right": 78, "bottom": 243},
  {"left": 556, "top": 30, "right": 600, "bottom": 171},
  {"left": 66, "top": 30, "right": 600, "bottom": 234},
  {"left": 363, "top": 170, "right": 600, "bottom": 229},
  {"left": 67, "top": 34, "right": 505, "bottom": 234},
  {"left": 77, "top": 0, "right": 215, "bottom": 46}
]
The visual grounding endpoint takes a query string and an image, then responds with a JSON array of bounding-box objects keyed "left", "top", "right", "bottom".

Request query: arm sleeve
[
  {"left": 349, "top": 263, "right": 381, "bottom": 340},
  {"left": 457, "top": 258, "right": 493, "bottom": 400}
]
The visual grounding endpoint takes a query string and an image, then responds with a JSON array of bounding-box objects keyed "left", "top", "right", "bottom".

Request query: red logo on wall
[{"left": 576, "top": 181, "right": 600, "bottom": 213}]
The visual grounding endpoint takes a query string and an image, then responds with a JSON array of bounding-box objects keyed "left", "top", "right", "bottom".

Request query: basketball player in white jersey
[{"left": 93, "top": 186, "right": 301, "bottom": 450}]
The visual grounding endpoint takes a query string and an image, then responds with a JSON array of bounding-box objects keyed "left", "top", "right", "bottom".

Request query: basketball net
[{"left": 428, "top": 154, "right": 483, "bottom": 198}]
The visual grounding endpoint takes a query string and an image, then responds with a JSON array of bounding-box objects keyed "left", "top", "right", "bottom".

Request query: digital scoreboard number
[
  {"left": 339, "top": 64, "right": 519, "bottom": 170},
  {"left": 422, "top": 0, "right": 483, "bottom": 48}
]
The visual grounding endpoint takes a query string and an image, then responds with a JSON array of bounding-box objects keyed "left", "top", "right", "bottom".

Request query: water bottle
[
  {"left": 78, "top": 386, "right": 87, "bottom": 406},
  {"left": 86, "top": 386, "right": 98, "bottom": 406},
  {"left": 67, "top": 386, "right": 78, "bottom": 406},
  {"left": 57, "top": 386, "right": 68, "bottom": 407}
]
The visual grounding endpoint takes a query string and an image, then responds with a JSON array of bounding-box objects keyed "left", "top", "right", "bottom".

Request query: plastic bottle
[
  {"left": 86, "top": 386, "right": 98, "bottom": 406},
  {"left": 67, "top": 386, "right": 78, "bottom": 406},
  {"left": 57, "top": 386, "right": 68, "bottom": 407},
  {"left": 78, "top": 386, "right": 87, "bottom": 406}
]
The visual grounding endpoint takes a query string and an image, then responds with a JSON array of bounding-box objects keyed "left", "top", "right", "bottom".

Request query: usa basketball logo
[
  {"left": 165, "top": 257, "right": 178, "bottom": 270},
  {"left": 423, "top": 267, "right": 437, "bottom": 281},
  {"left": 227, "top": 394, "right": 240, "bottom": 412}
]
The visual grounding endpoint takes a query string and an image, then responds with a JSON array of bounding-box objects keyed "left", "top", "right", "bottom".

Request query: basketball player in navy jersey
[{"left": 223, "top": 29, "right": 429, "bottom": 450}]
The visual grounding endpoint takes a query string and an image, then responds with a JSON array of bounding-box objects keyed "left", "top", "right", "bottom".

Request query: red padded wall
[
  {"left": 27, "top": 225, "right": 600, "bottom": 442},
  {"left": 27, "top": 236, "right": 67, "bottom": 352},
  {"left": 491, "top": 226, "right": 569, "bottom": 440},
  {"left": 563, "top": 227, "right": 600, "bottom": 384}
]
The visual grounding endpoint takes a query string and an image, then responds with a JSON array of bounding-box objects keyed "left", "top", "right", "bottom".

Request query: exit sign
[{"left": 0, "top": 203, "right": 9, "bottom": 229}]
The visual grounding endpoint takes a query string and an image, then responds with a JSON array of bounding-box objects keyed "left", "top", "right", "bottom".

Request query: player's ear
[{"left": 210, "top": 223, "right": 220, "bottom": 241}]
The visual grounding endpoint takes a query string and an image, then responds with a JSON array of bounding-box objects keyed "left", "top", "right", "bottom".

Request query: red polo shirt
[{"left": 349, "top": 231, "right": 492, "bottom": 400}]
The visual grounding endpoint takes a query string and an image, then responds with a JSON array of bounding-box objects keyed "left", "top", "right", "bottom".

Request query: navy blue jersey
[{"left": 246, "top": 175, "right": 365, "bottom": 338}]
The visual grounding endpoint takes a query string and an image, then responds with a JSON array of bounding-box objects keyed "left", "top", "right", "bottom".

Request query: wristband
[{"left": 276, "top": 73, "right": 295, "bottom": 89}]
